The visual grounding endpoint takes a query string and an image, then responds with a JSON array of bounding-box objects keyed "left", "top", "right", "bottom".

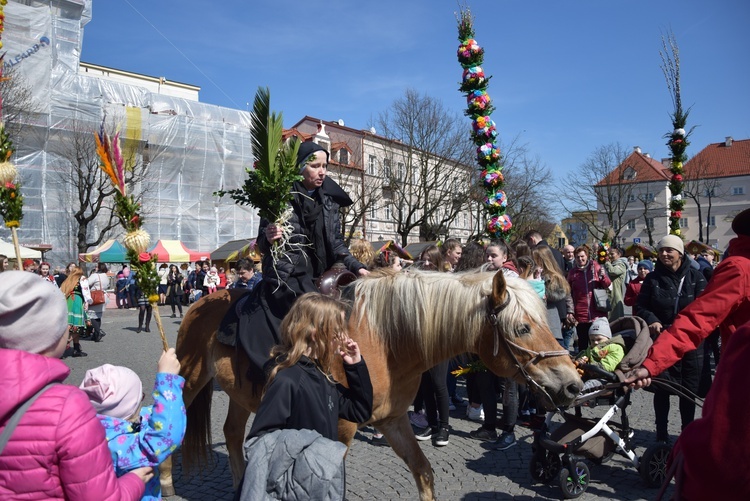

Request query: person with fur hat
[
  {"left": 238, "top": 141, "right": 369, "bottom": 382},
  {"left": 79, "top": 350, "right": 186, "bottom": 501},
  {"left": 634, "top": 233, "right": 708, "bottom": 443},
  {"left": 0, "top": 271, "right": 152, "bottom": 500}
]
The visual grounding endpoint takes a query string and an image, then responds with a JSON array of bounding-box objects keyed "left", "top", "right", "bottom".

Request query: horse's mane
[{"left": 353, "top": 269, "right": 548, "bottom": 364}]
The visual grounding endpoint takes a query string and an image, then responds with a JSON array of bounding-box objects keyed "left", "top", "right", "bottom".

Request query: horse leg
[
  {"left": 159, "top": 458, "right": 175, "bottom": 497},
  {"left": 379, "top": 415, "right": 435, "bottom": 501},
  {"left": 224, "top": 399, "right": 252, "bottom": 489}
]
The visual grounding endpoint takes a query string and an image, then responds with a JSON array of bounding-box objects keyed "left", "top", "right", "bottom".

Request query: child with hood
[
  {"left": 0, "top": 271, "right": 151, "bottom": 500},
  {"left": 80, "top": 351, "right": 187, "bottom": 501},
  {"left": 575, "top": 317, "right": 626, "bottom": 373},
  {"left": 204, "top": 266, "right": 219, "bottom": 294}
]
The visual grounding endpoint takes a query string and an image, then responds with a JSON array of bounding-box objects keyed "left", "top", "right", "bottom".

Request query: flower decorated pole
[
  {"left": 660, "top": 32, "right": 691, "bottom": 238},
  {"left": 457, "top": 8, "right": 512, "bottom": 239},
  {"left": 0, "top": 0, "right": 24, "bottom": 270},
  {"left": 94, "top": 123, "right": 169, "bottom": 351}
]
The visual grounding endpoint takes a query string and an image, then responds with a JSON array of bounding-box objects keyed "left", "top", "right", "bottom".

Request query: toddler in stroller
[{"left": 529, "top": 316, "right": 672, "bottom": 498}]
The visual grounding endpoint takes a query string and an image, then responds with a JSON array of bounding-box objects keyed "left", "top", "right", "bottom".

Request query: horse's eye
[{"left": 516, "top": 324, "right": 531, "bottom": 336}]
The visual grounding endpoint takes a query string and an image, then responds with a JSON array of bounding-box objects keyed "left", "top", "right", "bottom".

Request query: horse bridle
[{"left": 487, "top": 294, "right": 571, "bottom": 407}]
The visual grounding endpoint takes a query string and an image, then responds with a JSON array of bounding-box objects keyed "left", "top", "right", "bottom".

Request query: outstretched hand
[
  {"left": 624, "top": 367, "right": 652, "bottom": 389},
  {"left": 339, "top": 337, "right": 362, "bottom": 365}
]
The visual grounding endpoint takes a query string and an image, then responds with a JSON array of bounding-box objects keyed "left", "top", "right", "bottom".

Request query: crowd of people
[{"left": 1, "top": 137, "right": 745, "bottom": 499}]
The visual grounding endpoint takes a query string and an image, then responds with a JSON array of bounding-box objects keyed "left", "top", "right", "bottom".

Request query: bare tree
[
  {"left": 682, "top": 154, "right": 725, "bottom": 243},
  {"left": 0, "top": 67, "right": 39, "bottom": 138},
  {"left": 561, "top": 142, "right": 636, "bottom": 243},
  {"left": 50, "top": 120, "right": 151, "bottom": 255},
  {"left": 634, "top": 181, "right": 665, "bottom": 247},
  {"left": 334, "top": 164, "right": 383, "bottom": 246},
  {"left": 373, "top": 89, "right": 475, "bottom": 246}
]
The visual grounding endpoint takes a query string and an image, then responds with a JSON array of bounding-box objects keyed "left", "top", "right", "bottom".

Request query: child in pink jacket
[{"left": 0, "top": 271, "right": 152, "bottom": 500}]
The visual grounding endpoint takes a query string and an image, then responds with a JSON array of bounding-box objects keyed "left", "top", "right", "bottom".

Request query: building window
[
  {"left": 369, "top": 205, "right": 377, "bottom": 219},
  {"left": 645, "top": 192, "right": 655, "bottom": 202},
  {"left": 623, "top": 167, "right": 637, "bottom": 180},
  {"left": 628, "top": 194, "right": 636, "bottom": 202},
  {"left": 627, "top": 220, "right": 636, "bottom": 230},
  {"left": 463, "top": 212, "right": 468, "bottom": 227},
  {"left": 704, "top": 188, "right": 715, "bottom": 197},
  {"left": 338, "top": 149, "right": 348, "bottom": 165},
  {"left": 384, "top": 203, "right": 392, "bottom": 219},
  {"left": 367, "top": 155, "right": 377, "bottom": 175},
  {"left": 397, "top": 162, "right": 405, "bottom": 181},
  {"left": 383, "top": 158, "right": 392, "bottom": 178},
  {"left": 732, "top": 186, "right": 745, "bottom": 195},
  {"left": 679, "top": 218, "right": 688, "bottom": 228},
  {"left": 707, "top": 216, "right": 716, "bottom": 227},
  {"left": 645, "top": 217, "right": 654, "bottom": 229}
]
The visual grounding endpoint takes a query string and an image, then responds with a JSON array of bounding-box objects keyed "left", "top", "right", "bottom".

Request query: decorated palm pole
[
  {"left": 0, "top": 0, "right": 25, "bottom": 270},
  {"left": 457, "top": 8, "right": 512, "bottom": 239},
  {"left": 95, "top": 124, "right": 168, "bottom": 351},
  {"left": 661, "top": 32, "right": 689, "bottom": 237}
]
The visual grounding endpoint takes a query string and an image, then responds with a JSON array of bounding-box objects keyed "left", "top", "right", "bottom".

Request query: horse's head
[{"left": 476, "top": 270, "right": 583, "bottom": 409}]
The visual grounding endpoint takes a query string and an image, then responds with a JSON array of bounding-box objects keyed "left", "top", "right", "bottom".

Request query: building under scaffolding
[{"left": 2, "top": 0, "right": 257, "bottom": 264}]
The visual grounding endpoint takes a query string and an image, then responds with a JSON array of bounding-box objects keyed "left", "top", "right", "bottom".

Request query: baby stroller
[{"left": 529, "top": 316, "right": 673, "bottom": 498}]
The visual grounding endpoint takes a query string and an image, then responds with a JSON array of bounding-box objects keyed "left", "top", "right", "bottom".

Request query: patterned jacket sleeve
[{"left": 113, "top": 373, "right": 187, "bottom": 469}]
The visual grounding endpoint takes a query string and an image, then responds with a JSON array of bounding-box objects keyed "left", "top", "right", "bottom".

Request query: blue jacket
[{"left": 98, "top": 373, "right": 187, "bottom": 500}]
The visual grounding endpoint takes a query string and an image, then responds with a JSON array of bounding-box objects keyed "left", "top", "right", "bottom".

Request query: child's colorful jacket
[{"left": 98, "top": 373, "right": 187, "bottom": 500}]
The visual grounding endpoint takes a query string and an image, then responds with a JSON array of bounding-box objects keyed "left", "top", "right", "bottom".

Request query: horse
[{"left": 159, "top": 268, "right": 583, "bottom": 501}]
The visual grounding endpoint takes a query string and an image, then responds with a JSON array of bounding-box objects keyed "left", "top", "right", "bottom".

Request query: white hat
[
  {"left": 589, "top": 317, "right": 612, "bottom": 339},
  {"left": 657, "top": 235, "right": 684, "bottom": 255},
  {"left": 0, "top": 271, "right": 68, "bottom": 354}
]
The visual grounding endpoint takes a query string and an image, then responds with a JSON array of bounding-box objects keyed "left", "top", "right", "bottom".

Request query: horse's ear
[{"left": 492, "top": 269, "right": 508, "bottom": 308}]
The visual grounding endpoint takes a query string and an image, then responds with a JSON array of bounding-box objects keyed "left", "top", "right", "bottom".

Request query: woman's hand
[
  {"left": 624, "top": 367, "right": 652, "bottom": 388},
  {"left": 339, "top": 337, "right": 362, "bottom": 365},
  {"left": 130, "top": 466, "right": 154, "bottom": 484},
  {"left": 648, "top": 322, "right": 663, "bottom": 337},
  {"left": 265, "top": 224, "right": 283, "bottom": 243}
]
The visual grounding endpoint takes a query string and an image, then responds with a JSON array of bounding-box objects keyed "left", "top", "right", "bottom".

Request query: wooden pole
[
  {"left": 11, "top": 226, "right": 22, "bottom": 270},
  {"left": 151, "top": 304, "right": 169, "bottom": 352}
]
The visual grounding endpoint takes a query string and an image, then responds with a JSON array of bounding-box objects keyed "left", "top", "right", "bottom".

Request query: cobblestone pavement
[{"left": 62, "top": 306, "right": 683, "bottom": 500}]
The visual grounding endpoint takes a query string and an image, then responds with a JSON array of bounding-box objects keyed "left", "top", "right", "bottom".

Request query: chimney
[
  {"left": 644, "top": 153, "right": 651, "bottom": 158},
  {"left": 633, "top": 146, "right": 641, "bottom": 154},
  {"left": 725, "top": 136, "right": 734, "bottom": 147}
]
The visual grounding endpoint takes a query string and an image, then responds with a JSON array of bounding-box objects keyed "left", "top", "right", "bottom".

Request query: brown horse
[{"left": 159, "top": 269, "right": 583, "bottom": 501}]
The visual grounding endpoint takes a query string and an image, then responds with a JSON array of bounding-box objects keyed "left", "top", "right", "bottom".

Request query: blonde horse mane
[{"left": 353, "top": 269, "right": 548, "bottom": 365}]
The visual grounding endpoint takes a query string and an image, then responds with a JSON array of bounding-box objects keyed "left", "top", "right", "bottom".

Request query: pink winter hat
[
  {"left": 79, "top": 364, "right": 143, "bottom": 420},
  {"left": 0, "top": 271, "right": 68, "bottom": 354}
]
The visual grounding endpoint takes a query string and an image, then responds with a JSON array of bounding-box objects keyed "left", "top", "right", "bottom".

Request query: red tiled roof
[
  {"left": 281, "top": 128, "right": 312, "bottom": 141},
  {"left": 596, "top": 151, "right": 670, "bottom": 186},
  {"left": 685, "top": 138, "right": 750, "bottom": 178}
]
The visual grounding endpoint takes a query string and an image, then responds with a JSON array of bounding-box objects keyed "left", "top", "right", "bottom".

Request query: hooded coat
[
  {"left": 604, "top": 256, "right": 629, "bottom": 321},
  {"left": 567, "top": 260, "right": 611, "bottom": 324},
  {"left": 0, "top": 349, "right": 145, "bottom": 501}
]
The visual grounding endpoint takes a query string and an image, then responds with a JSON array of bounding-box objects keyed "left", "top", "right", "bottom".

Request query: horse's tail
[{"left": 181, "top": 377, "right": 214, "bottom": 473}]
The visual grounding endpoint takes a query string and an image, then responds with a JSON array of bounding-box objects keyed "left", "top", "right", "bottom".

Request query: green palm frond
[{"left": 215, "top": 87, "right": 301, "bottom": 222}]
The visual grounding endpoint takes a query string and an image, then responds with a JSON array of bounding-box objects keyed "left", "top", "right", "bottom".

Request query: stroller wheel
[
  {"left": 559, "top": 460, "right": 589, "bottom": 499},
  {"left": 529, "top": 449, "right": 561, "bottom": 484},
  {"left": 639, "top": 442, "right": 672, "bottom": 488}
]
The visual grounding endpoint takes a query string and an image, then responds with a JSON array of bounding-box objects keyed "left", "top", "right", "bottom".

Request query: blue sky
[{"left": 81, "top": 0, "right": 750, "bottom": 187}]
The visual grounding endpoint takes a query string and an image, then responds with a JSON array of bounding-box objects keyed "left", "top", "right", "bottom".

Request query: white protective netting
[{"left": 1, "top": 0, "right": 257, "bottom": 264}]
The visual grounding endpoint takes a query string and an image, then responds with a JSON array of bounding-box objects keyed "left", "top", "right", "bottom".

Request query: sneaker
[
  {"left": 95, "top": 331, "right": 107, "bottom": 343},
  {"left": 433, "top": 427, "right": 450, "bottom": 447},
  {"left": 467, "top": 405, "right": 485, "bottom": 422},
  {"left": 415, "top": 426, "right": 436, "bottom": 441},
  {"left": 409, "top": 410, "right": 429, "bottom": 428},
  {"left": 371, "top": 435, "right": 389, "bottom": 447},
  {"left": 449, "top": 403, "right": 456, "bottom": 411},
  {"left": 72, "top": 348, "right": 88, "bottom": 358},
  {"left": 451, "top": 396, "right": 467, "bottom": 407},
  {"left": 469, "top": 426, "right": 498, "bottom": 442},
  {"left": 492, "top": 431, "right": 517, "bottom": 451}
]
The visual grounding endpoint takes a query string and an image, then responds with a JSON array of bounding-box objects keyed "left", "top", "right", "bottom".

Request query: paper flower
[
  {"left": 481, "top": 168, "right": 504, "bottom": 187},
  {"left": 671, "top": 174, "right": 683, "bottom": 182},
  {"left": 487, "top": 214, "right": 512, "bottom": 234},
  {"left": 674, "top": 128, "right": 686, "bottom": 136},
  {"left": 462, "top": 66, "right": 485, "bottom": 86},
  {"left": 484, "top": 191, "right": 507, "bottom": 209},
  {"left": 477, "top": 143, "right": 500, "bottom": 165},
  {"left": 467, "top": 90, "right": 491, "bottom": 112}
]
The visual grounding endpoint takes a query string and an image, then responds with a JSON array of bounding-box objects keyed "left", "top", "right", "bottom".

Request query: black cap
[
  {"left": 296, "top": 141, "right": 329, "bottom": 170},
  {"left": 731, "top": 207, "right": 750, "bottom": 236}
]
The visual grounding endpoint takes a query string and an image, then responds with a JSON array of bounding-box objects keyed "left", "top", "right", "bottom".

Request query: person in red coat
[
  {"left": 623, "top": 259, "right": 653, "bottom": 307},
  {"left": 567, "top": 244, "right": 611, "bottom": 350},
  {"left": 658, "top": 320, "right": 750, "bottom": 500},
  {"left": 627, "top": 207, "right": 750, "bottom": 385}
]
